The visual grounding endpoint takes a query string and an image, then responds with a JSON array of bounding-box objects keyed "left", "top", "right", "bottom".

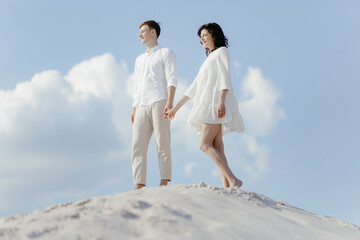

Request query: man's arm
[
  {"left": 162, "top": 49, "right": 177, "bottom": 115},
  {"left": 164, "top": 95, "right": 190, "bottom": 120},
  {"left": 131, "top": 59, "right": 139, "bottom": 124},
  {"left": 163, "top": 86, "right": 176, "bottom": 114}
]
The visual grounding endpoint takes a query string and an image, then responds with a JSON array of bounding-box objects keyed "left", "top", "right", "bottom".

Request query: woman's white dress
[{"left": 184, "top": 47, "right": 245, "bottom": 135}]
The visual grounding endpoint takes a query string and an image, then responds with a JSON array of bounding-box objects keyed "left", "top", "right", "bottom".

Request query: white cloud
[
  {"left": 0, "top": 70, "right": 66, "bottom": 135},
  {"left": 234, "top": 67, "right": 286, "bottom": 179},
  {"left": 239, "top": 67, "right": 286, "bottom": 137},
  {"left": 241, "top": 134, "right": 271, "bottom": 179},
  {"left": 0, "top": 53, "right": 133, "bottom": 216}
]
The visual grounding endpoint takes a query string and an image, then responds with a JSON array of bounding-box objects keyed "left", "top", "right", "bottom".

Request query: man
[{"left": 131, "top": 20, "right": 177, "bottom": 190}]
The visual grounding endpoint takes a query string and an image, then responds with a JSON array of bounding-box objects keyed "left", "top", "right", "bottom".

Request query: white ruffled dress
[{"left": 184, "top": 47, "right": 245, "bottom": 135}]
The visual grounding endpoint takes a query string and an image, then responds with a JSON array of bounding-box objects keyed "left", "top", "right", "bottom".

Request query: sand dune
[{"left": 1, "top": 183, "right": 359, "bottom": 240}]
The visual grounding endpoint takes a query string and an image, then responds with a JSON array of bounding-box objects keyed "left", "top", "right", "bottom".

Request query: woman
[{"left": 165, "top": 23, "right": 245, "bottom": 188}]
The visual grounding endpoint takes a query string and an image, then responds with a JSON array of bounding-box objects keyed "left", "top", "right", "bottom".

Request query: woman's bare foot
[
  {"left": 133, "top": 184, "right": 145, "bottom": 190},
  {"left": 230, "top": 178, "right": 243, "bottom": 188},
  {"left": 160, "top": 179, "right": 170, "bottom": 186}
]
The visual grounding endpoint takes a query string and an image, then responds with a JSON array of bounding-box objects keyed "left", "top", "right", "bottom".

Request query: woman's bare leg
[
  {"left": 217, "top": 166, "right": 230, "bottom": 188},
  {"left": 200, "top": 124, "right": 242, "bottom": 188},
  {"left": 213, "top": 127, "right": 230, "bottom": 187}
]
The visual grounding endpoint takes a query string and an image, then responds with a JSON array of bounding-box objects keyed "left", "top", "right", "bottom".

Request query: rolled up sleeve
[{"left": 163, "top": 49, "right": 178, "bottom": 88}]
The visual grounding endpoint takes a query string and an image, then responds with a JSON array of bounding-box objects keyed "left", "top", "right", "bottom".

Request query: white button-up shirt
[{"left": 132, "top": 45, "right": 177, "bottom": 107}]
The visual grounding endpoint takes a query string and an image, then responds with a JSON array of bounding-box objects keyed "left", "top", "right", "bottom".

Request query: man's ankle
[
  {"left": 160, "top": 179, "right": 170, "bottom": 186},
  {"left": 134, "top": 183, "right": 145, "bottom": 190}
]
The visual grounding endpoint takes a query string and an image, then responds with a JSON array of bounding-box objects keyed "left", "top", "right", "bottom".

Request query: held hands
[
  {"left": 163, "top": 95, "right": 190, "bottom": 120},
  {"left": 163, "top": 107, "right": 177, "bottom": 120},
  {"left": 163, "top": 102, "right": 176, "bottom": 120},
  {"left": 163, "top": 102, "right": 172, "bottom": 116},
  {"left": 164, "top": 108, "right": 176, "bottom": 120}
]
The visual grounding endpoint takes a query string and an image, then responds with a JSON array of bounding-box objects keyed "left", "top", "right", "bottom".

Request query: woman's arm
[
  {"left": 164, "top": 95, "right": 190, "bottom": 120},
  {"left": 217, "top": 89, "right": 228, "bottom": 118},
  {"left": 131, "top": 107, "right": 136, "bottom": 124}
]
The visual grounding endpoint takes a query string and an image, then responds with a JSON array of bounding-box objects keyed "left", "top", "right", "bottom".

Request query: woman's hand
[
  {"left": 131, "top": 107, "right": 136, "bottom": 124},
  {"left": 163, "top": 95, "right": 190, "bottom": 120},
  {"left": 163, "top": 102, "right": 173, "bottom": 118},
  {"left": 217, "top": 102, "right": 226, "bottom": 118},
  {"left": 164, "top": 107, "right": 177, "bottom": 120},
  {"left": 217, "top": 89, "right": 228, "bottom": 118}
]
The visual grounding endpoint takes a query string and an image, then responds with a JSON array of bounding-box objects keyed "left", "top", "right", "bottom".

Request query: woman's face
[{"left": 200, "top": 29, "right": 215, "bottom": 51}]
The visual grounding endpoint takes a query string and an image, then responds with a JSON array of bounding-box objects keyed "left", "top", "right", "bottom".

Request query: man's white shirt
[{"left": 133, "top": 45, "right": 177, "bottom": 108}]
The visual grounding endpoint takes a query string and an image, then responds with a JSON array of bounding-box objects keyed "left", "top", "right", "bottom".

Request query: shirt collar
[{"left": 146, "top": 45, "right": 161, "bottom": 54}]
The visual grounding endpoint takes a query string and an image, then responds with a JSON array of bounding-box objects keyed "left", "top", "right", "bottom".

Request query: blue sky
[{"left": 1, "top": 0, "right": 360, "bottom": 226}]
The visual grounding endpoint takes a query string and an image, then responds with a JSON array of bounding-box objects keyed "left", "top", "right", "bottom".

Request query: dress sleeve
[
  {"left": 184, "top": 76, "right": 198, "bottom": 99},
  {"left": 216, "top": 48, "right": 231, "bottom": 90},
  {"left": 163, "top": 49, "right": 178, "bottom": 88}
]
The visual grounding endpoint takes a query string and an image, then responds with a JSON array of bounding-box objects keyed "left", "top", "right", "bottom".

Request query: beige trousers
[{"left": 131, "top": 99, "right": 172, "bottom": 185}]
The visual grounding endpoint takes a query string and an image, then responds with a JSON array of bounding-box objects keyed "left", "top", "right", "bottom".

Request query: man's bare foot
[
  {"left": 133, "top": 184, "right": 145, "bottom": 190},
  {"left": 160, "top": 179, "right": 170, "bottom": 186},
  {"left": 230, "top": 178, "right": 243, "bottom": 188}
]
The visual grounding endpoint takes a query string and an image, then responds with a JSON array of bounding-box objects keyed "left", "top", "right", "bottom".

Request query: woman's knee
[{"left": 199, "top": 143, "right": 212, "bottom": 152}]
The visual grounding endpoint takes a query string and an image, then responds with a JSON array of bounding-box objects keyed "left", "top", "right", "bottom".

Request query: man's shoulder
[
  {"left": 159, "top": 46, "right": 174, "bottom": 53},
  {"left": 135, "top": 52, "right": 147, "bottom": 64},
  {"left": 136, "top": 52, "right": 146, "bottom": 60},
  {"left": 158, "top": 46, "right": 176, "bottom": 59}
]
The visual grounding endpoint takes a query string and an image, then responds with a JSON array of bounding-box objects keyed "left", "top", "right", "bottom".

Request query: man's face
[{"left": 139, "top": 25, "right": 156, "bottom": 45}]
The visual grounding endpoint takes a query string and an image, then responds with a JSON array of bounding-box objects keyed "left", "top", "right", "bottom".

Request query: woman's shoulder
[
  {"left": 213, "top": 47, "right": 230, "bottom": 62},
  {"left": 217, "top": 46, "right": 229, "bottom": 55},
  {"left": 211, "top": 47, "right": 229, "bottom": 58}
]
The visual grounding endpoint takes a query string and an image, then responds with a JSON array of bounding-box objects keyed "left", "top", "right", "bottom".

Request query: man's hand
[
  {"left": 165, "top": 107, "right": 177, "bottom": 120},
  {"left": 164, "top": 86, "right": 176, "bottom": 119},
  {"left": 163, "top": 95, "right": 190, "bottom": 120},
  {"left": 131, "top": 107, "right": 136, "bottom": 124},
  {"left": 163, "top": 102, "right": 173, "bottom": 119}
]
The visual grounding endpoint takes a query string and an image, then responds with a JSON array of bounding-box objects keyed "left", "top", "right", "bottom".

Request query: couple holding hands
[{"left": 131, "top": 20, "right": 244, "bottom": 190}]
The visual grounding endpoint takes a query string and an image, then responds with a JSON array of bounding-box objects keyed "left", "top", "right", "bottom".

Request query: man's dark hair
[
  {"left": 140, "top": 20, "right": 161, "bottom": 38},
  {"left": 197, "top": 22, "right": 228, "bottom": 56}
]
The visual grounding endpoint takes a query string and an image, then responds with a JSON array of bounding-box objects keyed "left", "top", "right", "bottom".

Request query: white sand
[{"left": 1, "top": 183, "right": 359, "bottom": 240}]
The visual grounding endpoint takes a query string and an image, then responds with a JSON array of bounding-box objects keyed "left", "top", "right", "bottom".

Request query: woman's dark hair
[
  {"left": 197, "top": 22, "right": 228, "bottom": 55},
  {"left": 140, "top": 20, "right": 161, "bottom": 38}
]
